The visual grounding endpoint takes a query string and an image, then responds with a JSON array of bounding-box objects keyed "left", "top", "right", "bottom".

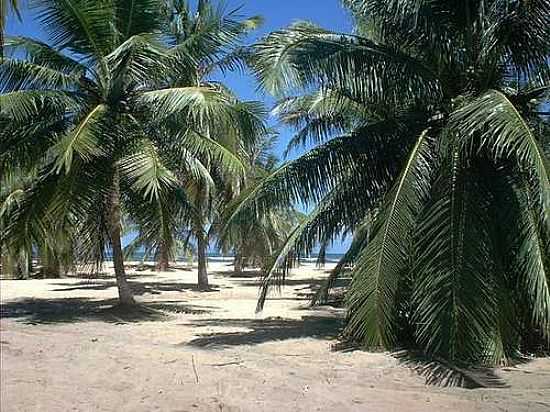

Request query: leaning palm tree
[
  {"left": 228, "top": 0, "right": 550, "bottom": 367},
  {"left": 1, "top": 0, "right": 263, "bottom": 304}
]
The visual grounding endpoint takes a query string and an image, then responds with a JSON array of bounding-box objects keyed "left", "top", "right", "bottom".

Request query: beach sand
[{"left": 1, "top": 261, "right": 549, "bottom": 411}]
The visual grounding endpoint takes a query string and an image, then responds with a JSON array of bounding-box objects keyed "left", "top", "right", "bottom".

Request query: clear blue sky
[{"left": 5, "top": 1, "right": 353, "bottom": 253}]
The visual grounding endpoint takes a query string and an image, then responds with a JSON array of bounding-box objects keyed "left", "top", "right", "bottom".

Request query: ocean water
[{"left": 119, "top": 251, "right": 344, "bottom": 264}]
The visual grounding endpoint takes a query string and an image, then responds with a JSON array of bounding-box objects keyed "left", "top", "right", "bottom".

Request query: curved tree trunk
[
  {"left": 157, "top": 242, "right": 170, "bottom": 272},
  {"left": 110, "top": 170, "right": 135, "bottom": 306},
  {"left": 197, "top": 233, "right": 209, "bottom": 290}
]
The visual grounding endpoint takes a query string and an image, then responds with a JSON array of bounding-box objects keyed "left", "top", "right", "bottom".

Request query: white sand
[{"left": 1, "top": 261, "right": 549, "bottom": 411}]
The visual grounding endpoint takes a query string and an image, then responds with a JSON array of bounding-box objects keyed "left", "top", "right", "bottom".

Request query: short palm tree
[
  {"left": 228, "top": 0, "right": 550, "bottom": 366},
  {"left": 1, "top": 0, "right": 263, "bottom": 303},
  {"left": 221, "top": 132, "right": 305, "bottom": 275},
  {"left": 1, "top": 168, "right": 74, "bottom": 278}
]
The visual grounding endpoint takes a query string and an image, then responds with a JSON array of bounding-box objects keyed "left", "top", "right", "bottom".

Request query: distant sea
[{"left": 116, "top": 251, "right": 345, "bottom": 264}]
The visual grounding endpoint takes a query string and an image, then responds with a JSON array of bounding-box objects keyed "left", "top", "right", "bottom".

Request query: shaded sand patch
[{"left": 1, "top": 262, "right": 549, "bottom": 411}]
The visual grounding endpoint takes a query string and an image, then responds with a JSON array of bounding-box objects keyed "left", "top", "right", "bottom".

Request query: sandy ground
[{"left": 1, "top": 261, "right": 549, "bottom": 412}]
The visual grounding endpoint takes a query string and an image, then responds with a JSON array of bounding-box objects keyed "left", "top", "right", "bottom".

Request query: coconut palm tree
[
  {"left": 121, "top": 0, "right": 266, "bottom": 289},
  {"left": 1, "top": 0, "right": 264, "bottom": 303},
  {"left": 227, "top": 0, "right": 550, "bottom": 366},
  {"left": 1, "top": 168, "right": 74, "bottom": 279},
  {"left": 221, "top": 132, "right": 304, "bottom": 275}
]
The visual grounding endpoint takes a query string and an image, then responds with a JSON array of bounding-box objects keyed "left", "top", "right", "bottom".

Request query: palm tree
[
  {"left": 122, "top": 0, "right": 266, "bottom": 289},
  {"left": 228, "top": 1, "right": 550, "bottom": 366},
  {"left": 1, "top": 168, "right": 74, "bottom": 278},
  {"left": 221, "top": 132, "right": 304, "bottom": 275},
  {"left": 1, "top": 0, "right": 263, "bottom": 303}
]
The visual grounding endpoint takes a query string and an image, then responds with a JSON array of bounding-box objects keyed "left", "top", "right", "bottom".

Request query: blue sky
[{"left": 5, "top": 1, "right": 353, "bottom": 253}]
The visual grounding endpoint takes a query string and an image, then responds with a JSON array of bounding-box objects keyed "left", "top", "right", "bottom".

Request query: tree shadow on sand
[
  {"left": 49, "top": 280, "right": 224, "bottom": 294},
  {"left": 0, "top": 298, "right": 215, "bottom": 325},
  {"left": 183, "top": 315, "right": 343, "bottom": 348}
]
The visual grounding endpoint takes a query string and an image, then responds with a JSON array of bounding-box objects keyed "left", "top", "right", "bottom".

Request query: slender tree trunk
[
  {"left": 234, "top": 251, "right": 243, "bottom": 275},
  {"left": 195, "top": 179, "right": 210, "bottom": 291},
  {"left": 157, "top": 242, "right": 170, "bottom": 271},
  {"left": 43, "top": 252, "right": 60, "bottom": 278},
  {"left": 18, "top": 250, "right": 30, "bottom": 279},
  {"left": 1, "top": 250, "right": 14, "bottom": 278},
  {"left": 27, "top": 251, "right": 33, "bottom": 275},
  {"left": 44, "top": 260, "right": 60, "bottom": 278},
  {"left": 110, "top": 170, "right": 135, "bottom": 306},
  {"left": 197, "top": 233, "right": 209, "bottom": 290}
]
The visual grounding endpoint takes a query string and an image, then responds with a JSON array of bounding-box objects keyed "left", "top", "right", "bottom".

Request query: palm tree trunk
[
  {"left": 44, "top": 259, "right": 60, "bottom": 278},
  {"left": 197, "top": 233, "right": 209, "bottom": 290},
  {"left": 110, "top": 170, "right": 135, "bottom": 306},
  {"left": 18, "top": 249, "right": 30, "bottom": 279},
  {"left": 234, "top": 251, "right": 243, "bottom": 274},
  {"left": 157, "top": 242, "right": 170, "bottom": 271},
  {"left": 195, "top": 180, "right": 210, "bottom": 290},
  {"left": 41, "top": 249, "right": 60, "bottom": 278},
  {"left": 27, "top": 250, "right": 33, "bottom": 275},
  {"left": 1, "top": 250, "right": 14, "bottom": 278}
]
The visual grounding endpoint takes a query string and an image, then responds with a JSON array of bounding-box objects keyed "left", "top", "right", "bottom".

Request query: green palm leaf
[
  {"left": 345, "top": 129, "right": 435, "bottom": 347},
  {"left": 451, "top": 90, "right": 550, "bottom": 228},
  {"left": 51, "top": 104, "right": 107, "bottom": 173}
]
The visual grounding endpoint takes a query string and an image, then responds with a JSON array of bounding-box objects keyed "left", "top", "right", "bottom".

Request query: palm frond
[
  {"left": 51, "top": 104, "right": 108, "bottom": 173},
  {"left": 451, "top": 90, "right": 550, "bottom": 229},
  {"left": 253, "top": 21, "right": 441, "bottom": 105},
  {"left": 0, "top": 57, "right": 82, "bottom": 92},
  {"left": 412, "top": 153, "right": 497, "bottom": 363},
  {"left": 34, "top": 0, "right": 116, "bottom": 60},
  {"left": 119, "top": 139, "right": 178, "bottom": 201},
  {"left": 344, "top": 128, "right": 435, "bottom": 348},
  {"left": 5, "top": 36, "right": 87, "bottom": 75}
]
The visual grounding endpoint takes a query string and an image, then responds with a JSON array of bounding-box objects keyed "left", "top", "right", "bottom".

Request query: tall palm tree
[
  {"left": 123, "top": 0, "right": 266, "bottom": 289},
  {"left": 228, "top": 0, "right": 550, "bottom": 366},
  {"left": 1, "top": 0, "right": 263, "bottom": 303}
]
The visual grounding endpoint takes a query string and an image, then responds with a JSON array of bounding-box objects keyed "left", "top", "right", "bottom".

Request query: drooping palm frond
[
  {"left": 51, "top": 104, "right": 108, "bottom": 173},
  {"left": 273, "top": 88, "right": 373, "bottom": 156},
  {"left": 5, "top": 36, "right": 87, "bottom": 75},
  {"left": 450, "top": 90, "right": 550, "bottom": 228},
  {"left": 244, "top": 0, "right": 550, "bottom": 371},
  {"left": 119, "top": 139, "right": 178, "bottom": 201},
  {"left": 225, "top": 119, "right": 418, "bottom": 227},
  {"left": 344, "top": 129, "right": 436, "bottom": 348},
  {"left": 412, "top": 153, "right": 498, "bottom": 363},
  {"left": 253, "top": 21, "right": 441, "bottom": 104},
  {"left": 0, "top": 57, "right": 82, "bottom": 91}
]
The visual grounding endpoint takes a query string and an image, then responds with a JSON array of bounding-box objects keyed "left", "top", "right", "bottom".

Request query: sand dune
[{"left": 1, "top": 262, "right": 549, "bottom": 411}]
